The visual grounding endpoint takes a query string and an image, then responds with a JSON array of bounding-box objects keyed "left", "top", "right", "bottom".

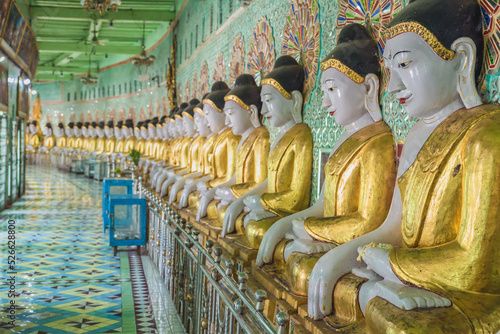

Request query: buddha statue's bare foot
[
  {"left": 284, "top": 238, "right": 336, "bottom": 259},
  {"left": 369, "top": 280, "right": 452, "bottom": 311}
]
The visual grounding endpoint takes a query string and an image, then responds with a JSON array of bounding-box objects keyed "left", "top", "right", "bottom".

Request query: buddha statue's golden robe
[
  {"left": 67, "top": 136, "right": 76, "bottom": 150},
  {"left": 210, "top": 126, "right": 270, "bottom": 224},
  {"left": 332, "top": 105, "right": 500, "bottom": 333},
  {"left": 114, "top": 137, "right": 125, "bottom": 154},
  {"left": 274, "top": 121, "right": 397, "bottom": 296},
  {"left": 123, "top": 136, "right": 137, "bottom": 155},
  {"left": 74, "top": 135, "right": 84, "bottom": 151},
  {"left": 173, "top": 137, "right": 194, "bottom": 175},
  {"left": 95, "top": 137, "right": 106, "bottom": 155},
  {"left": 135, "top": 138, "right": 146, "bottom": 155},
  {"left": 105, "top": 136, "right": 116, "bottom": 155},
  {"left": 187, "top": 130, "right": 241, "bottom": 208},
  {"left": 158, "top": 139, "right": 171, "bottom": 162},
  {"left": 143, "top": 138, "right": 155, "bottom": 159},
  {"left": 86, "top": 136, "right": 97, "bottom": 153},
  {"left": 187, "top": 136, "right": 207, "bottom": 174},
  {"left": 82, "top": 137, "right": 90, "bottom": 152},
  {"left": 243, "top": 123, "right": 313, "bottom": 249},
  {"left": 148, "top": 138, "right": 162, "bottom": 161},
  {"left": 28, "top": 133, "right": 41, "bottom": 152},
  {"left": 42, "top": 135, "right": 56, "bottom": 151},
  {"left": 56, "top": 134, "right": 67, "bottom": 150}
]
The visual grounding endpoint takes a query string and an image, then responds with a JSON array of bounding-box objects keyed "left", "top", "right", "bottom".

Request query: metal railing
[{"left": 139, "top": 182, "right": 287, "bottom": 334}]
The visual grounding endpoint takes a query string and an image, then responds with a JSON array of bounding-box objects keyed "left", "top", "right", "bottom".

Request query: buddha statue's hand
[
  {"left": 243, "top": 195, "right": 264, "bottom": 211},
  {"left": 196, "top": 181, "right": 207, "bottom": 192},
  {"left": 256, "top": 216, "right": 296, "bottom": 266},
  {"left": 356, "top": 243, "right": 399, "bottom": 282},
  {"left": 214, "top": 187, "right": 235, "bottom": 202},
  {"left": 197, "top": 188, "right": 217, "bottom": 221},
  {"left": 222, "top": 198, "right": 245, "bottom": 237},
  {"left": 179, "top": 182, "right": 197, "bottom": 208}
]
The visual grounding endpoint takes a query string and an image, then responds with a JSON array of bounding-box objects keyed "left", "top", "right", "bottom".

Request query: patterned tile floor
[{"left": 0, "top": 166, "right": 185, "bottom": 334}]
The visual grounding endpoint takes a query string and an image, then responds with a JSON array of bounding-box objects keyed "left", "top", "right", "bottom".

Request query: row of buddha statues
[{"left": 29, "top": 0, "right": 500, "bottom": 331}]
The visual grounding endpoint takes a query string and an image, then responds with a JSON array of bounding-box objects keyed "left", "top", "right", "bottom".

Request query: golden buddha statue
[
  {"left": 134, "top": 121, "right": 147, "bottom": 155},
  {"left": 307, "top": 1, "right": 500, "bottom": 332},
  {"left": 93, "top": 122, "right": 106, "bottom": 156},
  {"left": 255, "top": 24, "right": 397, "bottom": 297},
  {"left": 180, "top": 82, "right": 242, "bottom": 212},
  {"left": 197, "top": 74, "right": 270, "bottom": 227},
  {"left": 73, "top": 122, "right": 84, "bottom": 155},
  {"left": 113, "top": 120, "right": 125, "bottom": 156},
  {"left": 104, "top": 121, "right": 117, "bottom": 156},
  {"left": 85, "top": 122, "right": 98, "bottom": 154},
  {"left": 222, "top": 56, "right": 313, "bottom": 251},
  {"left": 41, "top": 123, "right": 56, "bottom": 152},
  {"left": 123, "top": 119, "right": 137, "bottom": 154},
  {"left": 81, "top": 122, "right": 91, "bottom": 153},
  {"left": 55, "top": 123, "right": 67, "bottom": 151},
  {"left": 26, "top": 121, "right": 42, "bottom": 153},
  {"left": 65, "top": 122, "right": 76, "bottom": 154}
]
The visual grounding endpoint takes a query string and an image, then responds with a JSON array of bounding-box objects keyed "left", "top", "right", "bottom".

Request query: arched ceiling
[{"left": 31, "top": 0, "right": 176, "bottom": 81}]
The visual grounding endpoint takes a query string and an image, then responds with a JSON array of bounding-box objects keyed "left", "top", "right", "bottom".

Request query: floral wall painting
[
  {"left": 3, "top": 1, "right": 25, "bottom": 54},
  {"left": 192, "top": 72, "right": 198, "bottom": 99},
  {"left": 184, "top": 80, "right": 191, "bottom": 102},
  {"left": 247, "top": 17, "right": 275, "bottom": 85},
  {"left": 0, "top": 63, "right": 7, "bottom": 112},
  {"left": 282, "top": 0, "right": 321, "bottom": 104},
  {"left": 229, "top": 34, "right": 245, "bottom": 88},
  {"left": 481, "top": 0, "right": 500, "bottom": 75},
  {"left": 213, "top": 52, "right": 227, "bottom": 83},
  {"left": 199, "top": 62, "right": 209, "bottom": 96}
]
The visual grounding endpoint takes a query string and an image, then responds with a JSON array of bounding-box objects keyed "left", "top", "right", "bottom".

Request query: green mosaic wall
[{"left": 33, "top": 0, "right": 500, "bottom": 203}]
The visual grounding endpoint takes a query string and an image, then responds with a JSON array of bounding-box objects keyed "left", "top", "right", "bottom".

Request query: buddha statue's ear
[
  {"left": 291, "top": 90, "right": 304, "bottom": 124},
  {"left": 452, "top": 37, "right": 482, "bottom": 109},
  {"left": 248, "top": 104, "right": 261, "bottom": 128},
  {"left": 364, "top": 73, "right": 382, "bottom": 122}
]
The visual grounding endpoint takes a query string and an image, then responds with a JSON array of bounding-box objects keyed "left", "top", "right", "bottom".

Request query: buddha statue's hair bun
[
  {"left": 98, "top": 121, "right": 105, "bottom": 129},
  {"left": 274, "top": 55, "right": 299, "bottom": 68},
  {"left": 234, "top": 74, "right": 257, "bottom": 87},
  {"left": 323, "top": 23, "right": 380, "bottom": 80},
  {"left": 178, "top": 102, "right": 189, "bottom": 110},
  {"left": 211, "top": 81, "right": 229, "bottom": 92},
  {"left": 91, "top": 121, "right": 97, "bottom": 128},
  {"left": 76, "top": 122, "right": 83, "bottom": 129},
  {"left": 189, "top": 98, "right": 200, "bottom": 106},
  {"left": 58, "top": 123, "right": 64, "bottom": 129}
]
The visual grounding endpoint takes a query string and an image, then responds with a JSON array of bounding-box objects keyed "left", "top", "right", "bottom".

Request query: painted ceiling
[{"left": 30, "top": 0, "right": 176, "bottom": 81}]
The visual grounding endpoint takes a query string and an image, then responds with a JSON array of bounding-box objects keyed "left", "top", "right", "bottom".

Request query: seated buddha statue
[
  {"left": 92, "top": 122, "right": 106, "bottom": 157},
  {"left": 197, "top": 74, "right": 270, "bottom": 225},
  {"left": 168, "top": 98, "right": 214, "bottom": 204},
  {"left": 134, "top": 121, "right": 147, "bottom": 156},
  {"left": 103, "top": 121, "right": 116, "bottom": 157},
  {"left": 143, "top": 117, "right": 162, "bottom": 171},
  {"left": 150, "top": 110, "right": 178, "bottom": 181},
  {"left": 307, "top": 1, "right": 500, "bottom": 332},
  {"left": 73, "top": 122, "right": 84, "bottom": 156},
  {"left": 148, "top": 116, "right": 170, "bottom": 176},
  {"left": 159, "top": 100, "right": 203, "bottom": 197},
  {"left": 85, "top": 122, "right": 98, "bottom": 155},
  {"left": 152, "top": 104, "right": 189, "bottom": 190},
  {"left": 110, "top": 120, "right": 124, "bottom": 160},
  {"left": 39, "top": 123, "right": 56, "bottom": 153},
  {"left": 178, "top": 82, "right": 242, "bottom": 211},
  {"left": 80, "top": 122, "right": 91, "bottom": 155},
  {"left": 26, "top": 121, "right": 41, "bottom": 153},
  {"left": 118, "top": 119, "right": 137, "bottom": 169},
  {"left": 139, "top": 118, "right": 158, "bottom": 172},
  {"left": 221, "top": 56, "right": 313, "bottom": 251},
  {"left": 52, "top": 123, "right": 67, "bottom": 154},
  {"left": 254, "top": 24, "right": 397, "bottom": 297}
]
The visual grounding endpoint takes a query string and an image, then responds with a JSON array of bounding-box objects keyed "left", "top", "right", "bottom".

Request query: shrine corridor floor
[{"left": 0, "top": 166, "right": 185, "bottom": 334}]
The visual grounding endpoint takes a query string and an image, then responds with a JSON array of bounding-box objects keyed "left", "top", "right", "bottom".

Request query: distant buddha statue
[
  {"left": 150, "top": 108, "right": 178, "bottom": 181},
  {"left": 85, "top": 122, "right": 97, "bottom": 155},
  {"left": 179, "top": 82, "right": 241, "bottom": 212},
  {"left": 81, "top": 122, "right": 91, "bottom": 154},
  {"left": 222, "top": 56, "right": 313, "bottom": 251},
  {"left": 40, "top": 123, "right": 56, "bottom": 153},
  {"left": 73, "top": 122, "right": 84, "bottom": 154},
  {"left": 26, "top": 121, "right": 41, "bottom": 153},
  {"left": 255, "top": 24, "right": 397, "bottom": 297},
  {"left": 134, "top": 121, "right": 147, "bottom": 155},
  {"left": 64, "top": 122, "right": 76, "bottom": 157},
  {"left": 104, "top": 121, "right": 116, "bottom": 156},
  {"left": 93, "top": 122, "right": 106, "bottom": 156},
  {"left": 307, "top": 1, "right": 500, "bottom": 332},
  {"left": 54, "top": 123, "right": 67, "bottom": 152},
  {"left": 197, "top": 74, "right": 270, "bottom": 226}
]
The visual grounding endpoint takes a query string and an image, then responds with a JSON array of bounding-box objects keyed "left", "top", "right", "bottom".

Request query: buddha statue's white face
[
  {"left": 204, "top": 103, "right": 226, "bottom": 133},
  {"left": 43, "top": 126, "right": 51, "bottom": 136},
  {"left": 55, "top": 127, "right": 64, "bottom": 137},
  {"left": 104, "top": 127, "right": 114, "bottom": 138},
  {"left": 182, "top": 116, "right": 195, "bottom": 136},
  {"left": 88, "top": 127, "right": 95, "bottom": 137},
  {"left": 162, "top": 122, "right": 169, "bottom": 138},
  {"left": 29, "top": 124, "right": 36, "bottom": 133},
  {"left": 261, "top": 85, "right": 294, "bottom": 128},
  {"left": 148, "top": 124, "right": 157, "bottom": 138},
  {"left": 114, "top": 127, "right": 122, "bottom": 139},
  {"left": 194, "top": 112, "right": 210, "bottom": 136},
  {"left": 122, "top": 126, "right": 131, "bottom": 138},
  {"left": 321, "top": 68, "right": 367, "bottom": 127},
  {"left": 174, "top": 118, "right": 183, "bottom": 136},
  {"left": 140, "top": 126, "right": 148, "bottom": 139},
  {"left": 156, "top": 124, "right": 163, "bottom": 138},
  {"left": 82, "top": 127, "right": 89, "bottom": 137},
  {"left": 134, "top": 127, "right": 141, "bottom": 138},
  {"left": 383, "top": 33, "right": 462, "bottom": 119},
  {"left": 96, "top": 127, "right": 104, "bottom": 138},
  {"left": 224, "top": 100, "right": 253, "bottom": 136},
  {"left": 65, "top": 127, "right": 73, "bottom": 136},
  {"left": 74, "top": 127, "right": 82, "bottom": 137}
]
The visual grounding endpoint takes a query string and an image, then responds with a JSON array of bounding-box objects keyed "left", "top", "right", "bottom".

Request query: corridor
[{"left": 0, "top": 166, "right": 184, "bottom": 334}]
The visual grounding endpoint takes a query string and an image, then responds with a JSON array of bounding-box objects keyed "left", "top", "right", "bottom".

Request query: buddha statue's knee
[
  {"left": 245, "top": 216, "right": 280, "bottom": 249},
  {"left": 206, "top": 200, "right": 220, "bottom": 220},
  {"left": 283, "top": 252, "right": 322, "bottom": 296},
  {"left": 188, "top": 191, "right": 201, "bottom": 208}
]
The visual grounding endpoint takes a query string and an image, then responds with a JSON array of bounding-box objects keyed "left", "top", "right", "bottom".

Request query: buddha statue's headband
[
  {"left": 194, "top": 107, "right": 204, "bottom": 116},
  {"left": 224, "top": 95, "right": 250, "bottom": 110},
  {"left": 260, "top": 78, "right": 292, "bottom": 100},
  {"left": 203, "top": 99, "right": 223, "bottom": 113},
  {"left": 174, "top": 114, "right": 183, "bottom": 120},
  {"left": 182, "top": 111, "right": 194, "bottom": 120},
  {"left": 320, "top": 59, "right": 364, "bottom": 84},
  {"left": 384, "top": 22, "right": 456, "bottom": 61}
]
